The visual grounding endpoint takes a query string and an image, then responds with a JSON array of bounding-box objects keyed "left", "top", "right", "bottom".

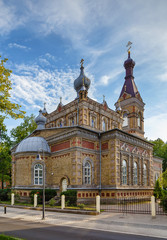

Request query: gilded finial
[
  {"left": 44, "top": 102, "right": 46, "bottom": 109},
  {"left": 60, "top": 97, "right": 62, "bottom": 104},
  {"left": 80, "top": 58, "right": 84, "bottom": 67}
]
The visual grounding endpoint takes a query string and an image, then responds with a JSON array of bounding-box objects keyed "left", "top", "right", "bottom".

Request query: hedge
[
  {"left": 30, "top": 189, "right": 57, "bottom": 204},
  {"left": 0, "top": 189, "right": 11, "bottom": 201}
]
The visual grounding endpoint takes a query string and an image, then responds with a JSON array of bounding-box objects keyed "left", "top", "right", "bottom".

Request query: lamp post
[{"left": 38, "top": 148, "right": 45, "bottom": 220}]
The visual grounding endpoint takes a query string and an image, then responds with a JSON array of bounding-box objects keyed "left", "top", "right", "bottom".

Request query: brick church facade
[{"left": 12, "top": 52, "right": 162, "bottom": 199}]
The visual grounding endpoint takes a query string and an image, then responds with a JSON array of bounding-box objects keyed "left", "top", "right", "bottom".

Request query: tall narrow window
[
  {"left": 123, "top": 113, "right": 128, "bottom": 127},
  {"left": 84, "top": 162, "right": 91, "bottom": 184},
  {"left": 138, "top": 112, "right": 142, "bottom": 128},
  {"left": 34, "top": 164, "right": 43, "bottom": 185},
  {"left": 143, "top": 164, "right": 147, "bottom": 186},
  {"left": 122, "top": 160, "right": 127, "bottom": 185},
  {"left": 155, "top": 173, "right": 159, "bottom": 183},
  {"left": 91, "top": 117, "right": 96, "bottom": 128},
  {"left": 133, "top": 162, "right": 138, "bottom": 185},
  {"left": 102, "top": 120, "right": 106, "bottom": 131}
]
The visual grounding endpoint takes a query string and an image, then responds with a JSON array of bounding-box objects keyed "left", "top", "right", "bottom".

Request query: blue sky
[{"left": 1, "top": 0, "right": 167, "bottom": 141}]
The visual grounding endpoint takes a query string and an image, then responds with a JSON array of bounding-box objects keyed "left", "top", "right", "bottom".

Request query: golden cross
[
  {"left": 126, "top": 41, "right": 132, "bottom": 53},
  {"left": 80, "top": 58, "right": 84, "bottom": 67}
]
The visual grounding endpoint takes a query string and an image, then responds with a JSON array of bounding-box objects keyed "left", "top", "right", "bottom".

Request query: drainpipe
[{"left": 98, "top": 133, "right": 101, "bottom": 196}]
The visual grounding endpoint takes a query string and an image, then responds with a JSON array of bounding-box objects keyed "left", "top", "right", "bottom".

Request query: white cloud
[
  {"left": 98, "top": 69, "right": 123, "bottom": 86},
  {"left": 158, "top": 72, "right": 167, "bottom": 82},
  {"left": 145, "top": 113, "right": 167, "bottom": 142},
  {"left": 10, "top": 62, "right": 96, "bottom": 114},
  {"left": 8, "top": 43, "right": 31, "bottom": 50},
  {"left": 0, "top": 1, "right": 26, "bottom": 35}
]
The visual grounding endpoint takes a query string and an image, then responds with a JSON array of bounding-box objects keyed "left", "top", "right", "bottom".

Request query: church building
[{"left": 12, "top": 51, "right": 162, "bottom": 200}]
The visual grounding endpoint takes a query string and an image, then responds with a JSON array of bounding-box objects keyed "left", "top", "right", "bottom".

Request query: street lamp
[{"left": 37, "top": 148, "right": 45, "bottom": 220}]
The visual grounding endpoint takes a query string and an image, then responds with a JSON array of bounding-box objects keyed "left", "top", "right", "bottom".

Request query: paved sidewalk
[{"left": 0, "top": 206, "right": 167, "bottom": 239}]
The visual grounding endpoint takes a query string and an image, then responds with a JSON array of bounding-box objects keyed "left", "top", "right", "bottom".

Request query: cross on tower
[{"left": 80, "top": 58, "right": 84, "bottom": 67}]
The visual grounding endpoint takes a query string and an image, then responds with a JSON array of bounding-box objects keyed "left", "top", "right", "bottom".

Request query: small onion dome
[
  {"left": 74, "top": 65, "right": 91, "bottom": 97},
  {"left": 124, "top": 51, "right": 135, "bottom": 69},
  {"left": 35, "top": 109, "right": 46, "bottom": 130},
  {"left": 15, "top": 137, "right": 50, "bottom": 153}
]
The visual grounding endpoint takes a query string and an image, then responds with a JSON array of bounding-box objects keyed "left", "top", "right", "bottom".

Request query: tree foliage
[
  {"left": 0, "top": 56, "right": 25, "bottom": 126},
  {"left": 0, "top": 123, "right": 12, "bottom": 189},
  {"left": 154, "top": 179, "right": 163, "bottom": 199},
  {"left": 150, "top": 138, "right": 167, "bottom": 171},
  {"left": 10, "top": 114, "right": 37, "bottom": 145},
  {"left": 161, "top": 169, "right": 167, "bottom": 189}
]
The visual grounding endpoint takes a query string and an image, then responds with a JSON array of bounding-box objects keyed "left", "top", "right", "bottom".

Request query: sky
[{"left": 1, "top": 0, "right": 167, "bottom": 142}]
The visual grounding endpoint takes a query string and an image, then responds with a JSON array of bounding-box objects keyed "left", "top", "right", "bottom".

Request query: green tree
[
  {"left": 150, "top": 138, "right": 167, "bottom": 171},
  {"left": 10, "top": 114, "right": 37, "bottom": 145},
  {"left": 162, "top": 169, "right": 167, "bottom": 189},
  {"left": 0, "top": 56, "right": 25, "bottom": 125},
  {"left": 154, "top": 179, "right": 163, "bottom": 199},
  {"left": 0, "top": 123, "right": 12, "bottom": 189}
]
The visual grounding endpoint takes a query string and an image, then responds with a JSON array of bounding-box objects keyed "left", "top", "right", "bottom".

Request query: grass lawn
[{"left": 0, "top": 234, "right": 24, "bottom": 240}]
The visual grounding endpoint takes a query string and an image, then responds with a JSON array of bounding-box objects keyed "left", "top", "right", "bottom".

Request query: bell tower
[{"left": 115, "top": 44, "right": 145, "bottom": 138}]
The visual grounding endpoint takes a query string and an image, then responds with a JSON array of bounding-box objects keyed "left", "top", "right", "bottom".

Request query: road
[{"left": 0, "top": 217, "right": 165, "bottom": 240}]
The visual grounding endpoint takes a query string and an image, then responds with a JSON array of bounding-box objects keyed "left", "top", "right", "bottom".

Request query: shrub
[
  {"left": 61, "top": 190, "right": 77, "bottom": 206},
  {"left": 30, "top": 189, "right": 57, "bottom": 204},
  {"left": 78, "top": 203, "right": 85, "bottom": 209},
  {"left": 49, "top": 198, "right": 56, "bottom": 206},
  {"left": 0, "top": 189, "right": 11, "bottom": 201},
  {"left": 154, "top": 180, "right": 163, "bottom": 199}
]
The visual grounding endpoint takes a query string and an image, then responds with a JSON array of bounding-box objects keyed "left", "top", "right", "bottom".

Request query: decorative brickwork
[
  {"left": 82, "top": 140, "right": 94, "bottom": 150},
  {"left": 51, "top": 141, "right": 70, "bottom": 152}
]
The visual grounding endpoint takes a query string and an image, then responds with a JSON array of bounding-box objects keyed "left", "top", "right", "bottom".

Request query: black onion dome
[
  {"left": 124, "top": 52, "right": 135, "bottom": 68},
  {"left": 74, "top": 66, "right": 91, "bottom": 96}
]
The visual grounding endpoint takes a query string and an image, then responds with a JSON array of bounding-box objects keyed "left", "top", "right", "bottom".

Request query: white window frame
[
  {"left": 34, "top": 164, "right": 43, "bottom": 185},
  {"left": 143, "top": 163, "right": 147, "bottom": 186},
  {"left": 138, "top": 113, "right": 141, "bottom": 128},
  {"left": 122, "top": 160, "right": 127, "bottom": 185},
  {"left": 62, "top": 178, "right": 67, "bottom": 192},
  {"left": 133, "top": 162, "right": 138, "bottom": 185},
  {"left": 84, "top": 161, "right": 91, "bottom": 184},
  {"left": 123, "top": 113, "right": 128, "bottom": 127}
]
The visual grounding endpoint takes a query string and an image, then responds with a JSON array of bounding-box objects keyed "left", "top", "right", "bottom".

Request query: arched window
[
  {"left": 102, "top": 120, "right": 106, "bottom": 131},
  {"left": 84, "top": 161, "right": 91, "bottom": 184},
  {"left": 133, "top": 162, "right": 138, "bottom": 185},
  {"left": 123, "top": 113, "right": 128, "bottom": 127},
  {"left": 155, "top": 173, "right": 159, "bottom": 183},
  {"left": 91, "top": 117, "right": 96, "bottom": 128},
  {"left": 122, "top": 160, "right": 127, "bottom": 185},
  {"left": 34, "top": 164, "right": 43, "bottom": 185},
  {"left": 138, "top": 113, "right": 141, "bottom": 128},
  {"left": 62, "top": 178, "right": 67, "bottom": 192},
  {"left": 143, "top": 164, "right": 147, "bottom": 186}
]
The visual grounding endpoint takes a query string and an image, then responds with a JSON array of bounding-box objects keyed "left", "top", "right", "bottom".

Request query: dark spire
[{"left": 119, "top": 51, "right": 140, "bottom": 99}]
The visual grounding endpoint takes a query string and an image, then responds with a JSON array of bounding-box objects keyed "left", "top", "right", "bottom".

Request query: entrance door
[{"left": 62, "top": 178, "right": 67, "bottom": 192}]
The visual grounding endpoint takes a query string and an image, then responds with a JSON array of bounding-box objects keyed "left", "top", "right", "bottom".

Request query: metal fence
[{"left": 100, "top": 198, "right": 166, "bottom": 215}]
